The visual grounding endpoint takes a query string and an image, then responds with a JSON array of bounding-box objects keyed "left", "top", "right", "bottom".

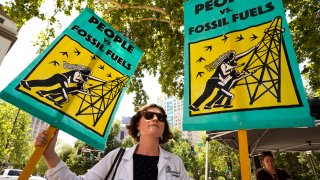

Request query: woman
[
  {"left": 35, "top": 104, "right": 189, "bottom": 179},
  {"left": 256, "top": 151, "right": 291, "bottom": 180}
]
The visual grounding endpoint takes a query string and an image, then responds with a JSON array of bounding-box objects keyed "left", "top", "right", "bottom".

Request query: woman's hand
[{"left": 34, "top": 129, "right": 60, "bottom": 169}]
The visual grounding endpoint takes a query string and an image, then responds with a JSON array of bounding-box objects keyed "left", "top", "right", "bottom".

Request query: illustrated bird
[
  {"left": 91, "top": 55, "right": 97, "bottom": 60},
  {"left": 250, "top": 33, "right": 258, "bottom": 41},
  {"left": 205, "top": 46, "right": 212, "bottom": 51},
  {"left": 49, "top": 60, "right": 60, "bottom": 66},
  {"left": 98, "top": 65, "right": 104, "bottom": 70},
  {"left": 197, "top": 57, "right": 206, "bottom": 63},
  {"left": 196, "top": 72, "right": 205, "bottom": 78},
  {"left": 236, "top": 34, "right": 244, "bottom": 42},
  {"left": 60, "top": 51, "right": 68, "bottom": 58},
  {"left": 74, "top": 48, "right": 81, "bottom": 56},
  {"left": 222, "top": 34, "right": 228, "bottom": 43}
]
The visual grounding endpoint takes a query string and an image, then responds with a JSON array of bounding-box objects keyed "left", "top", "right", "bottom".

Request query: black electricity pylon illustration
[
  {"left": 241, "top": 16, "right": 285, "bottom": 105},
  {"left": 75, "top": 75, "right": 129, "bottom": 126}
]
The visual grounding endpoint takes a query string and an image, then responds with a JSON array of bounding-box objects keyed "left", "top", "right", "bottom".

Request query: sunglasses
[{"left": 142, "top": 111, "right": 167, "bottom": 122}]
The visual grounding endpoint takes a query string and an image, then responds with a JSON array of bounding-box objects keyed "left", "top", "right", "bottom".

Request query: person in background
[
  {"left": 256, "top": 151, "right": 291, "bottom": 180},
  {"left": 35, "top": 103, "right": 190, "bottom": 180}
]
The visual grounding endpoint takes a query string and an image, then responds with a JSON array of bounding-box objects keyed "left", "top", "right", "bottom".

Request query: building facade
[
  {"left": 30, "top": 116, "right": 49, "bottom": 139},
  {"left": 157, "top": 94, "right": 202, "bottom": 146},
  {"left": 0, "top": 5, "right": 18, "bottom": 65}
]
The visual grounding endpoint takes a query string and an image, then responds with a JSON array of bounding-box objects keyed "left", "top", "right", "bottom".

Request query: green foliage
[
  {"left": 283, "top": 0, "right": 320, "bottom": 95},
  {"left": 104, "top": 120, "right": 122, "bottom": 154},
  {"left": 35, "top": 157, "right": 48, "bottom": 176},
  {"left": 121, "top": 135, "right": 136, "bottom": 148},
  {"left": 1, "top": 0, "right": 318, "bottom": 106},
  {"left": 65, "top": 120, "right": 122, "bottom": 174},
  {"left": 161, "top": 127, "right": 183, "bottom": 151},
  {"left": 274, "top": 152, "right": 320, "bottom": 180},
  {"left": 57, "top": 143, "right": 73, "bottom": 162},
  {"left": 66, "top": 152, "right": 97, "bottom": 175},
  {"left": 0, "top": 101, "right": 33, "bottom": 168},
  {"left": 205, "top": 140, "right": 240, "bottom": 179},
  {"left": 1, "top": 0, "right": 319, "bottom": 107}
]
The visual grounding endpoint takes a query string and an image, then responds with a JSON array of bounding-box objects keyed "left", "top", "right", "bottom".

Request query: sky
[{"left": 0, "top": 2, "right": 162, "bottom": 145}]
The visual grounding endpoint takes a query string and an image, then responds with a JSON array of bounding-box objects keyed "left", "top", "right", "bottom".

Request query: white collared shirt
[{"left": 46, "top": 144, "right": 190, "bottom": 180}]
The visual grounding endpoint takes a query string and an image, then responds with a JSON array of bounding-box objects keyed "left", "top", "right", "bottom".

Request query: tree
[
  {"left": 104, "top": 120, "right": 121, "bottom": 154},
  {"left": 161, "top": 128, "right": 205, "bottom": 179},
  {"left": 35, "top": 157, "right": 48, "bottom": 177},
  {"left": 65, "top": 119, "right": 121, "bottom": 174},
  {"left": 121, "top": 135, "right": 135, "bottom": 148},
  {"left": 274, "top": 151, "right": 320, "bottom": 179},
  {"left": 1, "top": 0, "right": 318, "bottom": 106},
  {"left": 57, "top": 143, "right": 73, "bottom": 162},
  {"left": 66, "top": 140, "right": 98, "bottom": 174},
  {"left": 0, "top": 100, "right": 33, "bottom": 168},
  {"left": 283, "top": 0, "right": 320, "bottom": 95},
  {"left": 196, "top": 135, "right": 241, "bottom": 180},
  {"left": 1, "top": 0, "right": 184, "bottom": 109}
]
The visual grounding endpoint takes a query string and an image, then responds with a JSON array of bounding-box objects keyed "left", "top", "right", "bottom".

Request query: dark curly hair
[{"left": 126, "top": 104, "right": 173, "bottom": 144}]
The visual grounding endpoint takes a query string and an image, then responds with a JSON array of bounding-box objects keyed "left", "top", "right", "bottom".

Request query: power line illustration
[
  {"left": 75, "top": 75, "right": 129, "bottom": 127},
  {"left": 240, "top": 16, "right": 285, "bottom": 105}
]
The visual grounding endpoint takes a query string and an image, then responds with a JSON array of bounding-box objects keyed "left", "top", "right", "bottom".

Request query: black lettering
[
  {"left": 214, "top": 0, "right": 228, "bottom": 7},
  {"left": 106, "top": 49, "right": 113, "bottom": 56},
  {"left": 194, "top": 0, "right": 235, "bottom": 15},
  {"left": 211, "top": 20, "right": 217, "bottom": 29},
  {"left": 88, "top": 16, "right": 99, "bottom": 24},
  {"left": 85, "top": 34, "right": 92, "bottom": 42},
  {"left": 239, "top": 10, "right": 249, "bottom": 20},
  {"left": 97, "top": 22, "right": 106, "bottom": 32},
  {"left": 104, "top": 28, "right": 115, "bottom": 38},
  {"left": 111, "top": 52, "right": 118, "bottom": 60},
  {"left": 91, "top": 37, "right": 97, "bottom": 46},
  {"left": 78, "top": 29, "right": 87, "bottom": 37},
  {"left": 250, "top": 8, "right": 258, "bottom": 17},
  {"left": 189, "top": 27, "right": 195, "bottom": 35},
  {"left": 204, "top": 22, "right": 211, "bottom": 31},
  {"left": 217, "top": 17, "right": 229, "bottom": 27},
  {"left": 195, "top": 25, "right": 204, "bottom": 33},
  {"left": 232, "top": 13, "right": 239, "bottom": 22},
  {"left": 258, "top": 2, "right": 275, "bottom": 14},
  {"left": 117, "top": 57, "right": 123, "bottom": 64},
  {"left": 220, "top": 7, "right": 232, "bottom": 14},
  {"left": 127, "top": 44, "right": 134, "bottom": 53},
  {"left": 220, "top": 8, "right": 227, "bottom": 14},
  {"left": 126, "top": 63, "right": 131, "bottom": 70},
  {"left": 195, "top": 4, "right": 204, "bottom": 14},
  {"left": 71, "top": 25, "right": 80, "bottom": 30},
  {"left": 121, "top": 59, "right": 127, "bottom": 67},
  {"left": 113, "top": 35, "right": 122, "bottom": 43},
  {"left": 105, "top": 49, "right": 131, "bottom": 70},
  {"left": 205, "top": 1, "right": 213, "bottom": 11},
  {"left": 222, "top": 17, "right": 229, "bottom": 26},
  {"left": 98, "top": 44, "right": 104, "bottom": 51}
]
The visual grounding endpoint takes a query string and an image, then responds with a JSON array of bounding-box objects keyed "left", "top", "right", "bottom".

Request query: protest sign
[
  {"left": 183, "top": 0, "right": 314, "bottom": 130},
  {"left": 0, "top": 7, "right": 143, "bottom": 150}
]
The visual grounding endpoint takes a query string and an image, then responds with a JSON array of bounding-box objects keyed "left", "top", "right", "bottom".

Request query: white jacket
[{"left": 46, "top": 144, "right": 190, "bottom": 180}]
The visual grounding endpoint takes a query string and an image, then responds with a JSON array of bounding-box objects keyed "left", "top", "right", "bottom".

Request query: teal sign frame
[
  {"left": 183, "top": 0, "right": 314, "bottom": 131},
  {"left": 0, "top": 7, "right": 143, "bottom": 150}
]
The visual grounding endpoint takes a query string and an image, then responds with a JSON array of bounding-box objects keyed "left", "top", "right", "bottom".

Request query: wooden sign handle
[
  {"left": 18, "top": 125, "right": 57, "bottom": 180},
  {"left": 238, "top": 129, "right": 251, "bottom": 180}
]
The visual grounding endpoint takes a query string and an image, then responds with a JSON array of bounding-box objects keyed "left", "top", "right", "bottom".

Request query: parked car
[{"left": 0, "top": 169, "right": 45, "bottom": 180}]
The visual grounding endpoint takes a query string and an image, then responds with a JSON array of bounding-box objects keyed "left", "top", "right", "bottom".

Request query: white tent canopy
[{"left": 208, "top": 122, "right": 320, "bottom": 156}]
